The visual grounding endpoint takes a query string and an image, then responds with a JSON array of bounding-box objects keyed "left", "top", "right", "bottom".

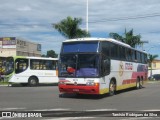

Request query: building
[
  {"left": 0, "top": 37, "right": 41, "bottom": 57},
  {"left": 148, "top": 59, "right": 160, "bottom": 76}
]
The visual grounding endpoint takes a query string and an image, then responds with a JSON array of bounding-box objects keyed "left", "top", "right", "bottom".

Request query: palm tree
[
  {"left": 148, "top": 54, "right": 159, "bottom": 78},
  {"left": 109, "top": 29, "right": 142, "bottom": 48},
  {"left": 53, "top": 16, "right": 90, "bottom": 39}
]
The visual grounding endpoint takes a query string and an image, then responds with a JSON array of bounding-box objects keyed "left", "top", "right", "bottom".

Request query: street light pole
[
  {"left": 86, "top": 0, "right": 88, "bottom": 33},
  {"left": 141, "top": 40, "right": 148, "bottom": 51}
]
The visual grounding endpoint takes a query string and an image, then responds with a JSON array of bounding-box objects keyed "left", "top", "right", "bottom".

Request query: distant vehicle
[
  {"left": 6, "top": 56, "right": 58, "bottom": 86},
  {"left": 148, "top": 74, "right": 160, "bottom": 80}
]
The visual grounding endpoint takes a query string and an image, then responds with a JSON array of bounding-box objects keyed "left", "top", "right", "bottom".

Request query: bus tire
[
  {"left": 139, "top": 78, "right": 143, "bottom": 89},
  {"left": 109, "top": 80, "right": 116, "bottom": 96},
  {"left": 28, "top": 77, "right": 38, "bottom": 87},
  {"left": 136, "top": 77, "right": 143, "bottom": 89},
  {"left": 59, "top": 94, "right": 64, "bottom": 98}
]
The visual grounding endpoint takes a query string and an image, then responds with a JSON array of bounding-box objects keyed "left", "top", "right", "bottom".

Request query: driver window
[{"left": 15, "top": 58, "right": 28, "bottom": 74}]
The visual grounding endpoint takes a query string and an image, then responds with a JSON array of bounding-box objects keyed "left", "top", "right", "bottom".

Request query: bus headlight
[
  {"left": 86, "top": 82, "right": 96, "bottom": 86},
  {"left": 59, "top": 81, "right": 66, "bottom": 85}
]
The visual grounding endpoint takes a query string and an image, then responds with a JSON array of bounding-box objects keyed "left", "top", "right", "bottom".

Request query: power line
[
  {"left": 0, "top": 23, "right": 49, "bottom": 26},
  {"left": 0, "top": 13, "right": 160, "bottom": 27},
  {"left": 0, "top": 13, "right": 160, "bottom": 26},
  {"left": 88, "top": 13, "right": 160, "bottom": 23}
]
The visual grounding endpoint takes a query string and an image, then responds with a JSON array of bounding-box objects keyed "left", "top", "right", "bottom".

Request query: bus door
[{"left": 99, "top": 55, "right": 111, "bottom": 90}]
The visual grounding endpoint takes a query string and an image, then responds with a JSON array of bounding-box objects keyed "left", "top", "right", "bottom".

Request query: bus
[
  {"left": 0, "top": 56, "right": 14, "bottom": 82},
  {"left": 7, "top": 56, "right": 58, "bottom": 86},
  {"left": 0, "top": 57, "right": 6, "bottom": 80},
  {"left": 58, "top": 38, "right": 148, "bottom": 96}
]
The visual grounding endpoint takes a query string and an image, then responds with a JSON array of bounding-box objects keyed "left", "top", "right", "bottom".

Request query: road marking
[
  {"left": 0, "top": 108, "right": 26, "bottom": 110},
  {"left": 119, "top": 109, "right": 160, "bottom": 120},
  {"left": 86, "top": 108, "right": 117, "bottom": 111},
  {"left": 120, "top": 117, "right": 160, "bottom": 120},
  {"left": 120, "top": 117, "right": 151, "bottom": 120},
  {"left": 43, "top": 117, "right": 95, "bottom": 120},
  {"left": 31, "top": 108, "right": 71, "bottom": 111},
  {"left": 141, "top": 109, "right": 160, "bottom": 111}
]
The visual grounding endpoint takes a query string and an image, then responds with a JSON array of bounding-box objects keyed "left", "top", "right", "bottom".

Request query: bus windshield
[
  {"left": 59, "top": 54, "right": 99, "bottom": 77},
  {"left": 62, "top": 41, "right": 99, "bottom": 53},
  {"left": 0, "top": 57, "right": 14, "bottom": 76},
  {"left": 5, "top": 57, "right": 14, "bottom": 75}
]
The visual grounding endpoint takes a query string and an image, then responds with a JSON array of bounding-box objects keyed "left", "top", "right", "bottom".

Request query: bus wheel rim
[
  {"left": 110, "top": 83, "right": 114, "bottom": 92},
  {"left": 140, "top": 80, "right": 143, "bottom": 86},
  {"left": 137, "top": 80, "right": 140, "bottom": 88},
  {"left": 31, "top": 79, "right": 36, "bottom": 85}
]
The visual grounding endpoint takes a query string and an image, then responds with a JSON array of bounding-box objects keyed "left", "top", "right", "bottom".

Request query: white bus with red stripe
[{"left": 58, "top": 38, "right": 148, "bottom": 96}]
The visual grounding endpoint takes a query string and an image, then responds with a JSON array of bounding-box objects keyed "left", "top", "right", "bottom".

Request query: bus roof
[
  {"left": 26, "top": 57, "right": 58, "bottom": 60},
  {"left": 64, "top": 38, "right": 131, "bottom": 47},
  {"left": 64, "top": 37, "right": 147, "bottom": 54},
  {"left": 9, "top": 56, "right": 58, "bottom": 60}
]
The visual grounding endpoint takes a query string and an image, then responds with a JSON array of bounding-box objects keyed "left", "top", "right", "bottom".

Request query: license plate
[{"left": 73, "top": 89, "right": 79, "bottom": 92}]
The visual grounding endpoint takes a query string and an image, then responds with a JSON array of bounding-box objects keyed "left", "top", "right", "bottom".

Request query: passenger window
[
  {"left": 101, "top": 55, "right": 110, "bottom": 76},
  {"left": 110, "top": 43, "right": 118, "bottom": 59},
  {"left": 101, "top": 42, "right": 110, "bottom": 57},
  {"left": 119, "top": 46, "right": 126, "bottom": 60}
]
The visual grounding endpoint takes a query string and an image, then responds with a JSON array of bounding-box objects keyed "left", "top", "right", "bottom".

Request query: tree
[
  {"left": 109, "top": 29, "right": 142, "bottom": 48},
  {"left": 53, "top": 16, "right": 90, "bottom": 39},
  {"left": 148, "top": 54, "right": 159, "bottom": 78},
  {"left": 42, "top": 50, "right": 58, "bottom": 58}
]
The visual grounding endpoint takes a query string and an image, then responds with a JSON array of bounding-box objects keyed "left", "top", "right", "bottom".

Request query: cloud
[
  {"left": 17, "top": 6, "right": 32, "bottom": 11},
  {"left": 0, "top": 0, "right": 160, "bottom": 57}
]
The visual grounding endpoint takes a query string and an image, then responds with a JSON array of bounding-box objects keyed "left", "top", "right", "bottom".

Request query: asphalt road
[{"left": 0, "top": 82, "right": 160, "bottom": 120}]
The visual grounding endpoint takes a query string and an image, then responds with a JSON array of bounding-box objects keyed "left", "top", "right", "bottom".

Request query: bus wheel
[
  {"left": 136, "top": 78, "right": 143, "bottom": 89},
  {"left": 28, "top": 77, "right": 38, "bottom": 87},
  {"left": 109, "top": 80, "right": 116, "bottom": 96},
  {"left": 139, "top": 78, "right": 143, "bottom": 89}
]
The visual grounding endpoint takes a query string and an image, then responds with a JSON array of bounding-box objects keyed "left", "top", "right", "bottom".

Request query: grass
[
  {"left": 0, "top": 82, "right": 8, "bottom": 85},
  {"left": 0, "top": 78, "right": 9, "bottom": 85}
]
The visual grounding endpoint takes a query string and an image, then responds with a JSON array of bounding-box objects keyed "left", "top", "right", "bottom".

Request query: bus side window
[
  {"left": 119, "top": 46, "right": 126, "bottom": 60},
  {"left": 101, "top": 41, "right": 110, "bottom": 57},
  {"left": 43, "top": 65, "right": 46, "bottom": 70},
  {"left": 101, "top": 55, "right": 110, "bottom": 76},
  {"left": 137, "top": 51, "right": 141, "bottom": 63}
]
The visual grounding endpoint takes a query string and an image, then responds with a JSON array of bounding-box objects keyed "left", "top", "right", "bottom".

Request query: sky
[{"left": 1, "top": 0, "right": 160, "bottom": 57}]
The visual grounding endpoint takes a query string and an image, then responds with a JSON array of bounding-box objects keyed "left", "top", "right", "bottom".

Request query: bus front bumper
[{"left": 58, "top": 84, "right": 99, "bottom": 95}]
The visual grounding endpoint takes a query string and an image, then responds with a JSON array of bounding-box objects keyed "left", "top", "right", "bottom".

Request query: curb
[
  {"left": 147, "top": 81, "right": 160, "bottom": 83},
  {"left": 0, "top": 84, "right": 8, "bottom": 86}
]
